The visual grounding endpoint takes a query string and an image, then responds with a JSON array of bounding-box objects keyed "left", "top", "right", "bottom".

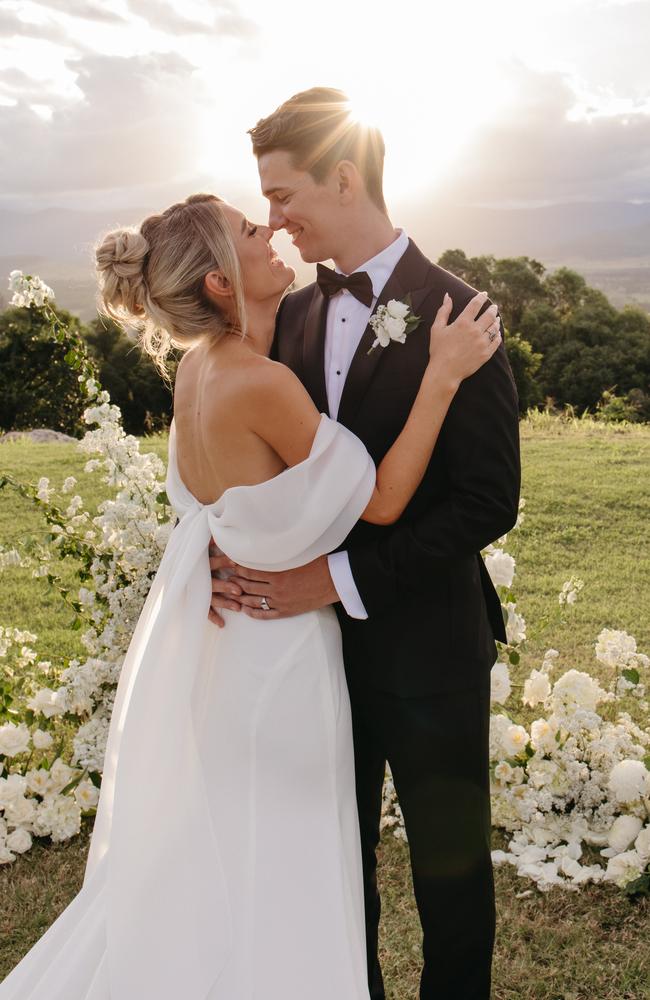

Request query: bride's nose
[{"left": 260, "top": 225, "right": 274, "bottom": 242}]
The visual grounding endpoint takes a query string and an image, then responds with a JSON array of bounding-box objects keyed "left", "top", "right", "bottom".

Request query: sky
[{"left": 1, "top": 0, "right": 649, "bottom": 246}]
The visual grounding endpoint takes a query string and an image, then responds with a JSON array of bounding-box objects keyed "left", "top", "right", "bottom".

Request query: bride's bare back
[{"left": 173, "top": 339, "right": 292, "bottom": 505}]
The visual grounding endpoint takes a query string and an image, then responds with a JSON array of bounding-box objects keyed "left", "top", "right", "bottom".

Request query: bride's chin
[{"left": 280, "top": 265, "right": 296, "bottom": 289}]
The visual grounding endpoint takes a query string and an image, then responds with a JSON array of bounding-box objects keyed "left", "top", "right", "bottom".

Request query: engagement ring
[
  {"left": 260, "top": 597, "right": 271, "bottom": 611},
  {"left": 488, "top": 327, "right": 499, "bottom": 343}
]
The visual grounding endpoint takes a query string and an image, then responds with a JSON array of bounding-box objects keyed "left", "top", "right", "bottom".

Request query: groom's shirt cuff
[{"left": 327, "top": 550, "right": 368, "bottom": 620}]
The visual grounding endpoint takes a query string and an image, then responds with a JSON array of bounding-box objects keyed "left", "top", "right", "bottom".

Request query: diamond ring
[{"left": 260, "top": 597, "right": 271, "bottom": 611}]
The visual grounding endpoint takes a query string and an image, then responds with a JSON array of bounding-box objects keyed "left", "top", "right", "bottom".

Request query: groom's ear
[{"left": 334, "top": 160, "right": 359, "bottom": 205}]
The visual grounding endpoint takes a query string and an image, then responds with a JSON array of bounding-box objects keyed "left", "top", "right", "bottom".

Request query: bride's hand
[{"left": 428, "top": 291, "right": 502, "bottom": 385}]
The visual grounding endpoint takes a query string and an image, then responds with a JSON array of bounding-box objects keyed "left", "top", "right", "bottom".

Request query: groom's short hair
[{"left": 248, "top": 87, "right": 387, "bottom": 214}]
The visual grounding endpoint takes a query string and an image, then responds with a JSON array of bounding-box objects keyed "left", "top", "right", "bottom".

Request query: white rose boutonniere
[{"left": 367, "top": 295, "right": 421, "bottom": 354}]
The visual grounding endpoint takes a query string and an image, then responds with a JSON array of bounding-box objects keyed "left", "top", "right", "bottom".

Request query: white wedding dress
[{"left": 1, "top": 414, "right": 375, "bottom": 1000}]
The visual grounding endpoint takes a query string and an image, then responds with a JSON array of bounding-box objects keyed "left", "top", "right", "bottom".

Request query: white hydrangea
[
  {"left": 8, "top": 270, "right": 55, "bottom": 308},
  {"left": 32, "top": 794, "right": 81, "bottom": 843},
  {"left": 550, "top": 670, "right": 608, "bottom": 719},
  {"left": 595, "top": 629, "right": 639, "bottom": 669}
]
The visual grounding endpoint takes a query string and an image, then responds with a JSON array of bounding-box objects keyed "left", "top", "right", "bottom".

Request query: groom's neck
[{"left": 331, "top": 210, "right": 397, "bottom": 275}]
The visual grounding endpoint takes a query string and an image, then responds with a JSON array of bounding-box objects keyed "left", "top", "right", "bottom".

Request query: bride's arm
[
  {"left": 246, "top": 290, "right": 500, "bottom": 524},
  {"left": 362, "top": 291, "right": 501, "bottom": 524}
]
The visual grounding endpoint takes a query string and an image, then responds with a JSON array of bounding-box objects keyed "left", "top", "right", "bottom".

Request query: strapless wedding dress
[{"left": 1, "top": 415, "right": 375, "bottom": 1000}]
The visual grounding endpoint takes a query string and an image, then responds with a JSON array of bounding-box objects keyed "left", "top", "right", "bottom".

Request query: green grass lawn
[{"left": 1, "top": 421, "right": 649, "bottom": 998}]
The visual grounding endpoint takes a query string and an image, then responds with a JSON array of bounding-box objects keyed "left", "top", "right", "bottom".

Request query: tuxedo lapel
[
  {"left": 336, "top": 239, "right": 433, "bottom": 427},
  {"left": 301, "top": 286, "right": 330, "bottom": 414}
]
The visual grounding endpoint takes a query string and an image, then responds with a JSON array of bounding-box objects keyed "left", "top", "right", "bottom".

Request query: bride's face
[{"left": 221, "top": 203, "right": 295, "bottom": 302}]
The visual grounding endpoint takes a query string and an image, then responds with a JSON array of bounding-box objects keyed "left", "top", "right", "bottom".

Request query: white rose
[
  {"left": 5, "top": 827, "right": 32, "bottom": 854},
  {"left": 604, "top": 850, "right": 644, "bottom": 887},
  {"left": 504, "top": 603, "right": 526, "bottom": 645},
  {"left": 49, "top": 758, "right": 77, "bottom": 793},
  {"left": 608, "top": 759, "right": 650, "bottom": 805},
  {"left": 494, "top": 761, "right": 513, "bottom": 783},
  {"left": 26, "top": 768, "right": 51, "bottom": 796},
  {"left": 0, "top": 773, "right": 27, "bottom": 807},
  {"left": 386, "top": 299, "right": 410, "bottom": 320},
  {"left": 28, "top": 687, "right": 68, "bottom": 718},
  {"left": 484, "top": 549, "right": 516, "bottom": 589},
  {"left": 502, "top": 724, "right": 529, "bottom": 758},
  {"left": 32, "top": 729, "right": 54, "bottom": 750},
  {"left": 0, "top": 722, "right": 31, "bottom": 757},
  {"left": 530, "top": 718, "right": 558, "bottom": 754},
  {"left": 634, "top": 825, "right": 650, "bottom": 860},
  {"left": 74, "top": 779, "right": 100, "bottom": 810},
  {"left": 0, "top": 844, "right": 16, "bottom": 864},
  {"left": 4, "top": 794, "right": 36, "bottom": 827},
  {"left": 490, "top": 661, "right": 511, "bottom": 705},
  {"left": 384, "top": 314, "right": 407, "bottom": 343},
  {"left": 62, "top": 476, "right": 77, "bottom": 494},
  {"left": 522, "top": 670, "right": 551, "bottom": 708},
  {"left": 607, "top": 814, "right": 644, "bottom": 854}
]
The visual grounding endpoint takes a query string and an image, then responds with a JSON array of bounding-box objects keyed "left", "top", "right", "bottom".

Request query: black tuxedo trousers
[{"left": 273, "top": 240, "right": 521, "bottom": 1000}]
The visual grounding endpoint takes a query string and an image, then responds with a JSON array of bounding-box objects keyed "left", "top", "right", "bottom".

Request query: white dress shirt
[{"left": 325, "top": 229, "right": 410, "bottom": 619}]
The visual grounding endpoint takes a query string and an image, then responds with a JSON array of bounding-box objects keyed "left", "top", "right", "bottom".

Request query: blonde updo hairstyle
[{"left": 95, "top": 194, "right": 245, "bottom": 376}]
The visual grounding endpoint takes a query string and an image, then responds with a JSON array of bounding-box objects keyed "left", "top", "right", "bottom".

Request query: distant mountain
[{"left": 1, "top": 201, "right": 648, "bottom": 319}]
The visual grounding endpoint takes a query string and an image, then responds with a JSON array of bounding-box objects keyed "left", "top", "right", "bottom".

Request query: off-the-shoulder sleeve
[{"left": 207, "top": 415, "right": 375, "bottom": 571}]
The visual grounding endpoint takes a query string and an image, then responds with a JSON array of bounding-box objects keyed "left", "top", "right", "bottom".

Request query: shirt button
[
  {"left": 336, "top": 370, "right": 341, "bottom": 375},
  {"left": 341, "top": 317, "right": 346, "bottom": 323}
]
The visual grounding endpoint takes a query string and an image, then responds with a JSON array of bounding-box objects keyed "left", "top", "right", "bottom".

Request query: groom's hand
[{"left": 209, "top": 549, "right": 339, "bottom": 621}]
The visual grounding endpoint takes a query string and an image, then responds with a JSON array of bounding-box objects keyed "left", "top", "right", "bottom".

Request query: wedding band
[
  {"left": 260, "top": 597, "right": 271, "bottom": 611},
  {"left": 488, "top": 327, "right": 499, "bottom": 343}
]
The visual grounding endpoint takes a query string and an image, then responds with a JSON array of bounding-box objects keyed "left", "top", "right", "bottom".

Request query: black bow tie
[{"left": 316, "top": 263, "right": 374, "bottom": 308}]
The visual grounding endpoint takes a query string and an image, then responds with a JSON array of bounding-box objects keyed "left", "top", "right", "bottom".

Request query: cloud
[
  {"left": 126, "top": 0, "right": 258, "bottom": 37},
  {"left": 439, "top": 65, "right": 650, "bottom": 206},
  {"left": 0, "top": 9, "right": 69, "bottom": 45},
  {"left": 0, "top": 52, "right": 211, "bottom": 200},
  {"left": 29, "top": 1, "right": 127, "bottom": 24}
]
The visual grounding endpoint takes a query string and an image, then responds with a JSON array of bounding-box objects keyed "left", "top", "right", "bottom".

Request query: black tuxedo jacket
[{"left": 272, "top": 239, "right": 521, "bottom": 696}]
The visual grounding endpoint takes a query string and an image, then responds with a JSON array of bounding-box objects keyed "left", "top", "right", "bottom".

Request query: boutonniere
[{"left": 367, "top": 295, "right": 421, "bottom": 355}]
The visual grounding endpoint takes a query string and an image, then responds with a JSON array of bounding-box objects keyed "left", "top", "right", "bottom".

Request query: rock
[{"left": 0, "top": 429, "right": 78, "bottom": 444}]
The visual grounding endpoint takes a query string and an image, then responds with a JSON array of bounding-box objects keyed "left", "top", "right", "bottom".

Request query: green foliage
[
  {"left": 438, "top": 251, "right": 650, "bottom": 419},
  {"left": 504, "top": 333, "right": 543, "bottom": 413},
  {"left": 84, "top": 317, "right": 174, "bottom": 435},
  {"left": 0, "top": 306, "right": 89, "bottom": 437}
]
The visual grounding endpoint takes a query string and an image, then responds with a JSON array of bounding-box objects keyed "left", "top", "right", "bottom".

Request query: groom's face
[{"left": 257, "top": 150, "right": 343, "bottom": 264}]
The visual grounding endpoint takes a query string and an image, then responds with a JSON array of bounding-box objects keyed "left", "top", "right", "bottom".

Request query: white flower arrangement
[
  {"left": 367, "top": 297, "right": 421, "bottom": 354},
  {"left": 1, "top": 272, "right": 649, "bottom": 900}
]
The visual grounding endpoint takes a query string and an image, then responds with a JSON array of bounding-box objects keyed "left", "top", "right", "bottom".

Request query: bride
[{"left": 0, "top": 193, "right": 500, "bottom": 999}]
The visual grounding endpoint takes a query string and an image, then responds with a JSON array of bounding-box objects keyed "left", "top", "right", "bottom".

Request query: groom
[{"left": 210, "top": 88, "right": 520, "bottom": 999}]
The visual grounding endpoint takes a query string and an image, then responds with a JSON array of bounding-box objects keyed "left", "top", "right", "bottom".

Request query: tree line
[{"left": 1, "top": 252, "right": 649, "bottom": 437}]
